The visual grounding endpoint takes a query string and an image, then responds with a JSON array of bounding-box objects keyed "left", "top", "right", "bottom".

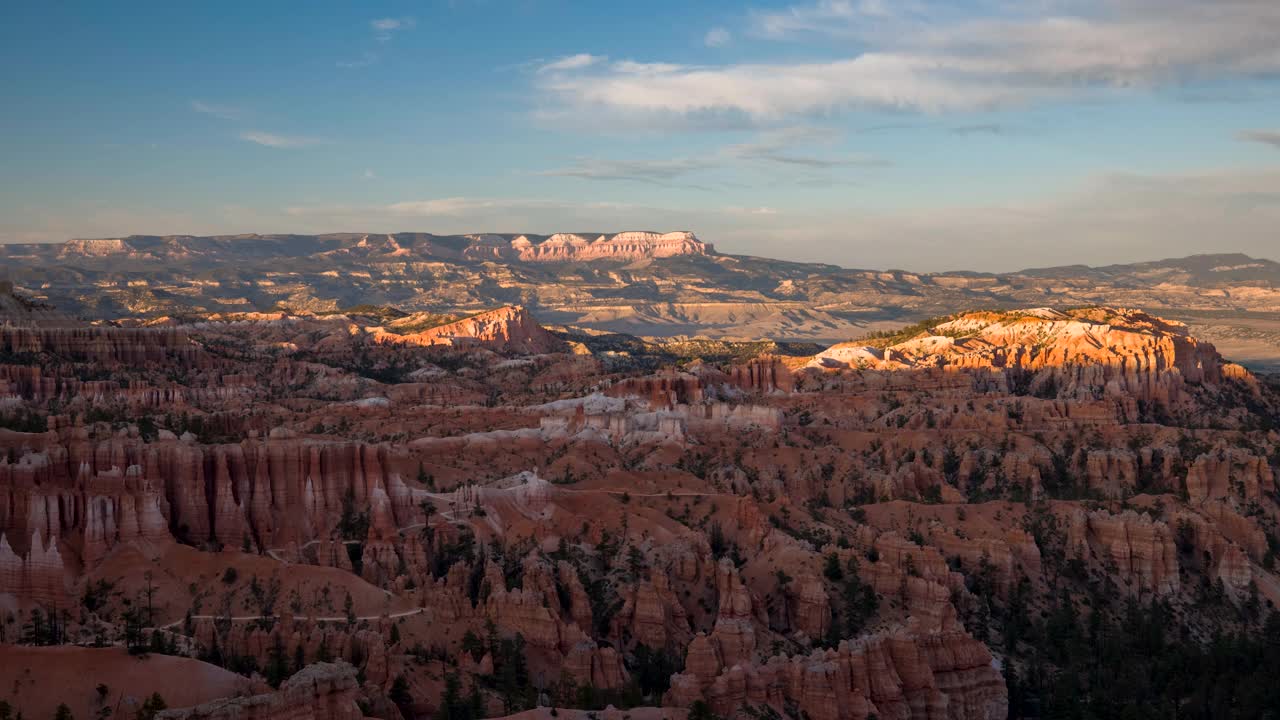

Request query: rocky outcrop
[
  {"left": 925, "top": 526, "right": 1043, "bottom": 596},
  {"left": 607, "top": 372, "right": 705, "bottom": 408},
  {"left": 667, "top": 628, "right": 1006, "bottom": 720},
  {"left": 729, "top": 356, "right": 795, "bottom": 394},
  {"left": 371, "top": 306, "right": 564, "bottom": 354},
  {"left": 1184, "top": 449, "right": 1275, "bottom": 504},
  {"left": 808, "top": 308, "right": 1239, "bottom": 409},
  {"left": 709, "top": 559, "right": 760, "bottom": 668},
  {"left": 620, "top": 567, "right": 692, "bottom": 650},
  {"left": 156, "top": 662, "right": 361, "bottom": 720},
  {"left": 1063, "top": 508, "right": 1179, "bottom": 596},
  {"left": 789, "top": 572, "right": 832, "bottom": 639},
  {"left": 564, "top": 640, "right": 629, "bottom": 689},
  {"left": 0, "top": 530, "right": 68, "bottom": 606}
]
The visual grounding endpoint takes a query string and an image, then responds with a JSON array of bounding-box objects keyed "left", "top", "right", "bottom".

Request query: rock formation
[
  {"left": 371, "top": 305, "right": 565, "bottom": 353},
  {"left": 157, "top": 662, "right": 361, "bottom": 720}
]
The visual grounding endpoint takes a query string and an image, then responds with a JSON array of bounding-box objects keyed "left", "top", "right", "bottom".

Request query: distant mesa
[
  {"left": 509, "top": 231, "right": 710, "bottom": 262},
  {"left": 40, "top": 230, "right": 713, "bottom": 264}
]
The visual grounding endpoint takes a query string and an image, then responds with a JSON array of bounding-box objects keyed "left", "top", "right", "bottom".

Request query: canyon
[{"left": 1, "top": 250, "right": 1279, "bottom": 720}]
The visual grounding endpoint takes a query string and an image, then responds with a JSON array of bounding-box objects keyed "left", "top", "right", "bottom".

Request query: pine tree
[
  {"left": 264, "top": 634, "right": 289, "bottom": 688},
  {"left": 439, "top": 672, "right": 462, "bottom": 720},
  {"left": 389, "top": 676, "right": 412, "bottom": 713},
  {"left": 135, "top": 694, "right": 165, "bottom": 720}
]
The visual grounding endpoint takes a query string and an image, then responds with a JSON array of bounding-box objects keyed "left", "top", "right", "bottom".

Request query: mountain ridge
[{"left": 4, "top": 233, "right": 1279, "bottom": 370}]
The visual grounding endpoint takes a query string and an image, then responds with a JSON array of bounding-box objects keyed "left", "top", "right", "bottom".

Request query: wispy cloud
[
  {"left": 339, "top": 16, "right": 416, "bottom": 66},
  {"left": 536, "top": 0, "right": 1280, "bottom": 122},
  {"left": 371, "top": 17, "right": 413, "bottom": 31},
  {"left": 240, "top": 131, "right": 324, "bottom": 149},
  {"left": 539, "top": 54, "right": 605, "bottom": 74},
  {"left": 286, "top": 196, "right": 640, "bottom": 219},
  {"left": 704, "top": 27, "right": 731, "bottom": 48},
  {"left": 725, "top": 126, "right": 887, "bottom": 168},
  {"left": 370, "top": 16, "right": 416, "bottom": 40},
  {"left": 612, "top": 60, "right": 684, "bottom": 75},
  {"left": 1238, "top": 129, "right": 1280, "bottom": 149},
  {"left": 723, "top": 205, "right": 779, "bottom": 215},
  {"left": 539, "top": 157, "right": 716, "bottom": 185},
  {"left": 190, "top": 100, "right": 245, "bottom": 121},
  {"left": 538, "top": 127, "right": 884, "bottom": 186},
  {"left": 951, "top": 123, "right": 1004, "bottom": 136}
]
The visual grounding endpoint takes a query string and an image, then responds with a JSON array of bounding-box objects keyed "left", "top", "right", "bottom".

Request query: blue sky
[{"left": 2, "top": 0, "right": 1279, "bottom": 271}]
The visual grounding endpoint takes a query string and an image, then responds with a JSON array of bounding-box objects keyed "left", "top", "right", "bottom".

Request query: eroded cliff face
[
  {"left": 370, "top": 306, "right": 566, "bottom": 354},
  {"left": 1, "top": 302, "right": 1277, "bottom": 720},
  {"left": 0, "top": 429, "right": 413, "bottom": 564}
]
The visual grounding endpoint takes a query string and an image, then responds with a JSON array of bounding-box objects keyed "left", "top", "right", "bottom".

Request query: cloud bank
[{"left": 535, "top": 0, "right": 1280, "bottom": 121}]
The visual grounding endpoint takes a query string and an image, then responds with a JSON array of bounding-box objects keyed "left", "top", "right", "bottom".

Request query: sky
[{"left": 2, "top": 0, "right": 1280, "bottom": 272}]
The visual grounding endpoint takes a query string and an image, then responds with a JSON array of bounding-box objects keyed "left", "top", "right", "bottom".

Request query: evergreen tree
[
  {"left": 264, "top": 634, "right": 290, "bottom": 688},
  {"left": 135, "top": 694, "right": 165, "bottom": 720},
  {"left": 389, "top": 676, "right": 412, "bottom": 714}
]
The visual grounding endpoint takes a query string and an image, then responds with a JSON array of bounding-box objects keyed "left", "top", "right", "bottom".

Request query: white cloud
[
  {"left": 190, "top": 100, "right": 245, "bottom": 121},
  {"left": 239, "top": 131, "right": 324, "bottom": 149},
  {"left": 612, "top": 60, "right": 684, "bottom": 75},
  {"left": 539, "top": 54, "right": 605, "bottom": 74},
  {"left": 537, "top": 0, "right": 1280, "bottom": 120},
  {"left": 704, "top": 27, "right": 731, "bottom": 48},
  {"left": 539, "top": 54, "right": 1036, "bottom": 118},
  {"left": 752, "top": 0, "right": 894, "bottom": 38},
  {"left": 1238, "top": 129, "right": 1280, "bottom": 149}
]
